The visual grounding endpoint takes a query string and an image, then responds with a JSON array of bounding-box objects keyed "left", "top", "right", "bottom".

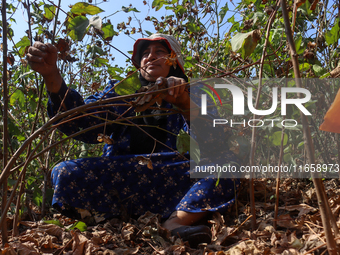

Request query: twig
[
  {"left": 51, "top": 0, "right": 61, "bottom": 43},
  {"left": 42, "top": 129, "right": 56, "bottom": 217},
  {"left": 274, "top": 116, "right": 285, "bottom": 230},
  {"left": 1, "top": 0, "right": 9, "bottom": 245},
  {"left": 136, "top": 214, "right": 158, "bottom": 236},
  {"left": 305, "top": 220, "right": 324, "bottom": 228},
  {"left": 249, "top": 0, "right": 281, "bottom": 230},
  {"left": 57, "top": 237, "right": 74, "bottom": 255},
  {"left": 220, "top": 215, "right": 253, "bottom": 245},
  {"left": 304, "top": 222, "right": 326, "bottom": 244},
  {"left": 281, "top": 0, "right": 338, "bottom": 253},
  {"left": 304, "top": 236, "right": 340, "bottom": 255}
]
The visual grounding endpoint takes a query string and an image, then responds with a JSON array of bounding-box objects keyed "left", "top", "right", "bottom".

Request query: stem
[
  {"left": 274, "top": 116, "right": 285, "bottom": 229},
  {"left": 51, "top": 0, "right": 61, "bottom": 43},
  {"left": 42, "top": 130, "right": 56, "bottom": 217},
  {"left": 1, "top": 0, "right": 9, "bottom": 245},
  {"left": 249, "top": 0, "right": 280, "bottom": 230},
  {"left": 281, "top": 0, "right": 338, "bottom": 254}
]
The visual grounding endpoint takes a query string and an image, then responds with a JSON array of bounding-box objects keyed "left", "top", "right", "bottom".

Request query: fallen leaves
[{"left": 2, "top": 179, "right": 340, "bottom": 254}]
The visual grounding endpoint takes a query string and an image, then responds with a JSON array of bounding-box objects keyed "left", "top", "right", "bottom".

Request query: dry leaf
[
  {"left": 132, "top": 80, "right": 167, "bottom": 112},
  {"left": 121, "top": 223, "right": 135, "bottom": 241},
  {"left": 224, "top": 240, "right": 263, "bottom": 255},
  {"left": 295, "top": 0, "right": 306, "bottom": 8},
  {"left": 91, "top": 82, "right": 100, "bottom": 91},
  {"left": 7, "top": 53, "right": 14, "bottom": 66},
  {"left": 76, "top": 208, "right": 92, "bottom": 219},
  {"left": 112, "top": 247, "right": 139, "bottom": 255},
  {"left": 38, "top": 224, "right": 64, "bottom": 240},
  {"left": 55, "top": 38, "right": 70, "bottom": 60},
  {"left": 278, "top": 203, "right": 317, "bottom": 217},
  {"left": 276, "top": 214, "right": 300, "bottom": 229},
  {"left": 97, "top": 134, "right": 114, "bottom": 145},
  {"left": 71, "top": 230, "right": 89, "bottom": 255},
  {"left": 165, "top": 51, "right": 177, "bottom": 69},
  {"left": 310, "top": 0, "right": 319, "bottom": 11},
  {"left": 11, "top": 242, "right": 40, "bottom": 255},
  {"left": 136, "top": 156, "right": 153, "bottom": 169}
]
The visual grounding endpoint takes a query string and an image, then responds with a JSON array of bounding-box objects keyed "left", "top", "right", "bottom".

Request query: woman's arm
[{"left": 27, "top": 42, "right": 126, "bottom": 144}]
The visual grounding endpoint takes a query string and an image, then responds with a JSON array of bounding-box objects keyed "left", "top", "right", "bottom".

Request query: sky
[
  {"left": 7, "top": 0, "right": 236, "bottom": 68},
  {"left": 9, "top": 0, "right": 159, "bottom": 67}
]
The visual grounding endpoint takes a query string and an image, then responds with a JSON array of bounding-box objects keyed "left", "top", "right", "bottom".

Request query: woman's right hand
[{"left": 27, "top": 42, "right": 62, "bottom": 93}]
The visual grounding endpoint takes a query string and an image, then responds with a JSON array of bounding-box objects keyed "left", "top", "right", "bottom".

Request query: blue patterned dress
[{"left": 48, "top": 80, "right": 240, "bottom": 220}]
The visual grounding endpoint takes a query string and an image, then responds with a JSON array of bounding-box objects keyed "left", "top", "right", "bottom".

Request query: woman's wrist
[{"left": 43, "top": 67, "right": 63, "bottom": 94}]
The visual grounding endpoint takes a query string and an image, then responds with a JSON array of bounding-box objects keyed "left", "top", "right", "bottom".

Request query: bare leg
[{"left": 162, "top": 210, "right": 208, "bottom": 231}]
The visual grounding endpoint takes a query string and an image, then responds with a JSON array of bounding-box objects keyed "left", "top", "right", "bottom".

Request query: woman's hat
[{"left": 132, "top": 33, "right": 185, "bottom": 73}]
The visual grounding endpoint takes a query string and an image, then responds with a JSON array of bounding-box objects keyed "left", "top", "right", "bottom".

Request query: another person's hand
[{"left": 27, "top": 42, "right": 62, "bottom": 93}]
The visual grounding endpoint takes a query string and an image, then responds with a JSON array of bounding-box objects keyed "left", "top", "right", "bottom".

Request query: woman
[{"left": 27, "top": 33, "right": 239, "bottom": 248}]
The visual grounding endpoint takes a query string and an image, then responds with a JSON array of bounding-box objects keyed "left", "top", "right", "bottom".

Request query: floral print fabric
[{"left": 48, "top": 80, "right": 240, "bottom": 220}]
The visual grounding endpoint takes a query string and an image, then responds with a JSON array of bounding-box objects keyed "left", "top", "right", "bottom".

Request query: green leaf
[
  {"left": 269, "top": 131, "right": 288, "bottom": 147},
  {"left": 86, "top": 44, "right": 104, "bottom": 58},
  {"left": 33, "top": 187, "right": 42, "bottom": 207},
  {"left": 176, "top": 129, "right": 200, "bottom": 164},
  {"left": 145, "top": 30, "right": 153, "bottom": 36},
  {"left": 219, "top": 3, "right": 229, "bottom": 23},
  {"left": 325, "top": 18, "right": 339, "bottom": 45},
  {"left": 17, "top": 71, "right": 34, "bottom": 81},
  {"left": 88, "top": 16, "right": 102, "bottom": 30},
  {"left": 299, "top": 62, "right": 310, "bottom": 72},
  {"left": 43, "top": 219, "right": 64, "bottom": 228},
  {"left": 15, "top": 36, "right": 30, "bottom": 56},
  {"left": 102, "top": 23, "right": 117, "bottom": 40},
  {"left": 231, "top": 30, "right": 261, "bottom": 59},
  {"left": 186, "top": 23, "right": 200, "bottom": 33},
  {"left": 298, "top": 0, "right": 313, "bottom": 17},
  {"left": 152, "top": 0, "right": 165, "bottom": 11},
  {"left": 283, "top": 153, "right": 296, "bottom": 165},
  {"left": 252, "top": 12, "right": 264, "bottom": 26},
  {"left": 294, "top": 35, "right": 304, "bottom": 55},
  {"left": 67, "top": 16, "right": 89, "bottom": 41},
  {"left": 68, "top": 221, "right": 87, "bottom": 232},
  {"left": 43, "top": 4, "right": 56, "bottom": 21},
  {"left": 270, "top": 28, "right": 284, "bottom": 45},
  {"left": 176, "top": 5, "right": 186, "bottom": 16},
  {"left": 31, "top": 11, "right": 44, "bottom": 22},
  {"left": 114, "top": 72, "right": 141, "bottom": 95},
  {"left": 122, "top": 6, "right": 140, "bottom": 13},
  {"left": 8, "top": 179, "right": 16, "bottom": 187},
  {"left": 10, "top": 90, "right": 25, "bottom": 108},
  {"left": 312, "top": 64, "right": 326, "bottom": 76},
  {"left": 107, "top": 66, "right": 123, "bottom": 76},
  {"left": 320, "top": 72, "right": 331, "bottom": 79},
  {"left": 94, "top": 57, "right": 109, "bottom": 67},
  {"left": 70, "top": 2, "right": 104, "bottom": 15}
]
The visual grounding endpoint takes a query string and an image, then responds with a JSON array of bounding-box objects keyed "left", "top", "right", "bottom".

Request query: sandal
[{"left": 171, "top": 225, "right": 212, "bottom": 248}]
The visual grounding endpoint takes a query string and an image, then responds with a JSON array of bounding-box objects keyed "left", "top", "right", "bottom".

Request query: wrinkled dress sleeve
[{"left": 47, "top": 80, "right": 125, "bottom": 144}]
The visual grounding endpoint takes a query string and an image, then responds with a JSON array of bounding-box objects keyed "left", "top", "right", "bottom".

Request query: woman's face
[{"left": 140, "top": 42, "right": 171, "bottom": 82}]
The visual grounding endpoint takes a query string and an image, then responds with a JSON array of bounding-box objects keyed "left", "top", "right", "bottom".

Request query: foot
[
  {"left": 171, "top": 225, "right": 212, "bottom": 248},
  {"left": 163, "top": 210, "right": 208, "bottom": 231},
  {"left": 163, "top": 210, "right": 211, "bottom": 248}
]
